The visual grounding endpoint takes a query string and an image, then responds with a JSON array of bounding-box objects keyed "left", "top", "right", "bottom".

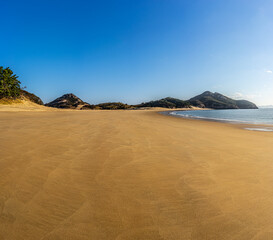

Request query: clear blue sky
[{"left": 2, "top": 0, "right": 273, "bottom": 105}]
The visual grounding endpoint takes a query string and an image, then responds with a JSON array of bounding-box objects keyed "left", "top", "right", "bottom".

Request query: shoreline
[
  {"left": 162, "top": 109, "right": 273, "bottom": 132},
  {"left": 1, "top": 100, "right": 272, "bottom": 132}
]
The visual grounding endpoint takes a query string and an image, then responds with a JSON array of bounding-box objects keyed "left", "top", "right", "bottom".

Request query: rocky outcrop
[{"left": 45, "top": 93, "right": 92, "bottom": 109}]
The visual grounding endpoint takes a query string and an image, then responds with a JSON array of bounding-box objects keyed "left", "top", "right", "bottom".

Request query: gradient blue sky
[{"left": 2, "top": 0, "right": 273, "bottom": 105}]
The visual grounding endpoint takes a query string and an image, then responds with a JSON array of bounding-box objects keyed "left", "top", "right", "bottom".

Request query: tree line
[{"left": 0, "top": 66, "right": 21, "bottom": 98}]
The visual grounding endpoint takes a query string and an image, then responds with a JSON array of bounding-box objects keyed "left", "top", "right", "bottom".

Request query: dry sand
[
  {"left": 1, "top": 108, "right": 273, "bottom": 240},
  {"left": 0, "top": 100, "right": 56, "bottom": 112}
]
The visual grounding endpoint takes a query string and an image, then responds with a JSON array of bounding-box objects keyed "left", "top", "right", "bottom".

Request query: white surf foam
[{"left": 244, "top": 128, "right": 273, "bottom": 132}]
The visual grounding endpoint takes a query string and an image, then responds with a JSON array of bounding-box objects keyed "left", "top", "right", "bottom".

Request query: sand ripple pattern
[{"left": 0, "top": 111, "right": 273, "bottom": 240}]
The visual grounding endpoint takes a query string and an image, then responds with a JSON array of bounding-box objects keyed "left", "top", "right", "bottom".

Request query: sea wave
[
  {"left": 244, "top": 128, "right": 273, "bottom": 132},
  {"left": 168, "top": 110, "right": 273, "bottom": 131},
  {"left": 169, "top": 111, "right": 251, "bottom": 124}
]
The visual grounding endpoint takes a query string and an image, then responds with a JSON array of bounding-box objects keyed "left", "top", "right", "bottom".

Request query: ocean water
[{"left": 170, "top": 108, "right": 273, "bottom": 131}]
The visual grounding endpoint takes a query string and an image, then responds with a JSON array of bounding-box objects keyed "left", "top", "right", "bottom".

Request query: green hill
[
  {"left": 189, "top": 91, "right": 258, "bottom": 109},
  {"left": 137, "top": 97, "right": 191, "bottom": 109}
]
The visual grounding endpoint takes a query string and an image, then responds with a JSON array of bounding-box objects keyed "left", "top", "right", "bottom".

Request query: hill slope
[
  {"left": 0, "top": 90, "right": 43, "bottom": 105},
  {"left": 189, "top": 91, "right": 258, "bottom": 109},
  {"left": 20, "top": 90, "right": 44, "bottom": 105},
  {"left": 0, "top": 98, "right": 51, "bottom": 112},
  {"left": 46, "top": 94, "right": 135, "bottom": 110},
  {"left": 137, "top": 97, "right": 191, "bottom": 109},
  {"left": 95, "top": 102, "right": 132, "bottom": 110},
  {"left": 45, "top": 93, "right": 92, "bottom": 109}
]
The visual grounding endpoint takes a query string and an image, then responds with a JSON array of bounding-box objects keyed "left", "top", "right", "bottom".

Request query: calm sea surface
[{"left": 170, "top": 108, "right": 273, "bottom": 131}]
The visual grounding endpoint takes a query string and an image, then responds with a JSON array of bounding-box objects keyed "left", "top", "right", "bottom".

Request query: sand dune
[
  {"left": 0, "top": 99, "right": 56, "bottom": 112},
  {"left": 0, "top": 110, "right": 273, "bottom": 239}
]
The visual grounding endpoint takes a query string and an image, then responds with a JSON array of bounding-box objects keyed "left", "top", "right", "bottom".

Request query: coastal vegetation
[
  {"left": 94, "top": 102, "right": 133, "bottom": 110},
  {"left": 0, "top": 66, "right": 21, "bottom": 98},
  {"left": 0, "top": 66, "right": 44, "bottom": 105},
  {"left": 20, "top": 90, "right": 44, "bottom": 105},
  {"left": 189, "top": 91, "right": 258, "bottom": 109},
  {"left": 45, "top": 94, "right": 134, "bottom": 110},
  {"left": 137, "top": 97, "right": 191, "bottom": 109}
]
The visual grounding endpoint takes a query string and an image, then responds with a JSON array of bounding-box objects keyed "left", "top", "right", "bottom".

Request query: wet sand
[{"left": 1, "top": 110, "right": 273, "bottom": 240}]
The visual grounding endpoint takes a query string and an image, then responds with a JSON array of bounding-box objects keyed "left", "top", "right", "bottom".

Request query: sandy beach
[{"left": 1, "top": 109, "right": 273, "bottom": 240}]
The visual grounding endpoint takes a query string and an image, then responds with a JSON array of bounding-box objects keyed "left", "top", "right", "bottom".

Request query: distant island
[{"left": 0, "top": 66, "right": 258, "bottom": 110}]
